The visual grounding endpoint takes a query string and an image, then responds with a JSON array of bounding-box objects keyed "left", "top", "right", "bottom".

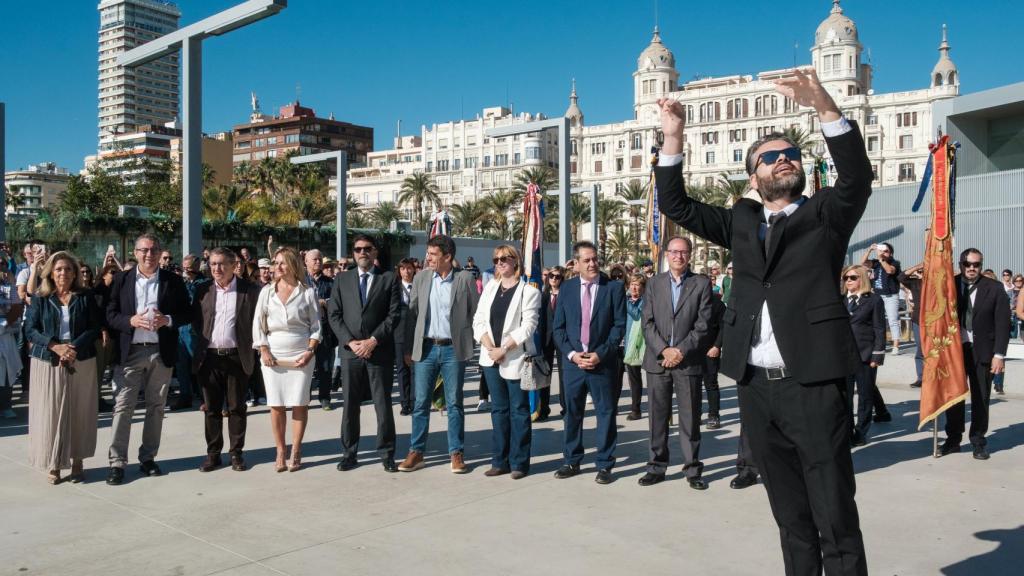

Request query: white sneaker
[{"left": 477, "top": 400, "right": 491, "bottom": 412}]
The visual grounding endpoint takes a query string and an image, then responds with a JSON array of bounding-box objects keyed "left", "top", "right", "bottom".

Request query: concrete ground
[{"left": 0, "top": 343, "right": 1021, "bottom": 576}]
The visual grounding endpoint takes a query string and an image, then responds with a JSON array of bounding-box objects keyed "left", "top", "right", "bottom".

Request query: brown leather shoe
[
  {"left": 450, "top": 452, "right": 468, "bottom": 474},
  {"left": 484, "top": 467, "right": 510, "bottom": 477},
  {"left": 230, "top": 456, "right": 247, "bottom": 471},
  {"left": 199, "top": 454, "right": 221, "bottom": 473},
  {"left": 397, "top": 451, "right": 424, "bottom": 472}
]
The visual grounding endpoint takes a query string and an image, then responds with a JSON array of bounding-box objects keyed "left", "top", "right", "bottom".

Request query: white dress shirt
[
  {"left": 209, "top": 277, "right": 238, "bottom": 349},
  {"left": 356, "top": 266, "right": 375, "bottom": 298},
  {"left": 132, "top": 269, "right": 161, "bottom": 344}
]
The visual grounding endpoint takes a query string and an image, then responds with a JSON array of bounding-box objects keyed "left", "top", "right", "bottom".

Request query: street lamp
[
  {"left": 290, "top": 151, "right": 348, "bottom": 258},
  {"left": 0, "top": 102, "right": 5, "bottom": 241},
  {"left": 484, "top": 117, "right": 571, "bottom": 261},
  {"left": 118, "top": 0, "right": 287, "bottom": 256}
]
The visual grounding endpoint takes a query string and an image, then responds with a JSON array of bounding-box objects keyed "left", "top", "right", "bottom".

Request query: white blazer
[{"left": 472, "top": 279, "right": 541, "bottom": 379}]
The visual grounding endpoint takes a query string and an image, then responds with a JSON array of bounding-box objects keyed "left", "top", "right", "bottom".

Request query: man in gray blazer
[
  {"left": 398, "top": 235, "right": 479, "bottom": 474},
  {"left": 639, "top": 236, "right": 716, "bottom": 489}
]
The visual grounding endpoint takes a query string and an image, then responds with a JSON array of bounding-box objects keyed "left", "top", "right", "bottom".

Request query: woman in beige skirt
[{"left": 24, "top": 252, "right": 103, "bottom": 484}]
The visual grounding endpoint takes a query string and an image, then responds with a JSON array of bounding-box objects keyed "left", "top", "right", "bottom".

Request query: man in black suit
[
  {"left": 192, "top": 248, "right": 260, "bottom": 472},
  {"left": 329, "top": 234, "right": 402, "bottom": 472},
  {"left": 105, "top": 234, "right": 192, "bottom": 485},
  {"left": 941, "top": 248, "right": 1010, "bottom": 460},
  {"left": 638, "top": 236, "right": 715, "bottom": 489},
  {"left": 552, "top": 241, "right": 626, "bottom": 485},
  {"left": 655, "top": 68, "right": 870, "bottom": 576}
]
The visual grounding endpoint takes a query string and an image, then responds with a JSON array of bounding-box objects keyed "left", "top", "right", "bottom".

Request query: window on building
[
  {"left": 867, "top": 136, "right": 879, "bottom": 152},
  {"left": 631, "top": 155, "right": 642, "bottom": 169},
  {"left": 513, "top": 153, "right": 521, "bottom": 165},
  {"left": 617, "top": 140, "right": 625, "bottom": 150},
  {"left": 571, "top": 140, "right": 578, "bottom": 155},
  {"left": 426, "top": 161, "right": 433, "bottom": 172},
  {"left": 616, "top": 158, "right": 624, "bottom": 172},
  {"left": 705, "top": 151, "right": 715, "bottom": 164},
  {"left": 899, "top": 135, "right": 913, "bottom": 150},
  {"left": 571, "top": 161, "right": 577, "bottom": 174},
  {"left": 733, "top": 149, "right": 743, "bottom": 162},
  {"left": 594, "top": 160, "right": 603, "bottom": 173},
  {"left": 483, "top": 156, "right": 491, "bottom": 167},
  {"left": 495, "top": 154, "right": 508, "bottom": 166},
  {"left": 866, "top": 114, "right": 878, "bottom": 126},
  {"left": 632, "top": 134, "right": 642, "bottom": 150},
  {"left": 898, "top": 163, "right": 916, "bottom": 182},
  {"left": 871, "top": 165, "right": 879, "bottom": 181},
  {"left": 453, "top": 159, "right": 461, "bottom": 170}
]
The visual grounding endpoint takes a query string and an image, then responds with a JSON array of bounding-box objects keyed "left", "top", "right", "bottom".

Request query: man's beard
[{"left": 757, "top": 168, "right": 806, "bottom": 204}]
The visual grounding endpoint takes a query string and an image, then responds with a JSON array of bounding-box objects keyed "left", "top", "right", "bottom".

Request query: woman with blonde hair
[
  {"left": 252, "top": 247, "right": 322, "bottom": 472},
  {"left": 472, "top": 245, "right": 541, "bottom": 479},
  {"left": 840, "top": 264, "right": 891, "bottom": 446},
  {"left": 25, "top": 252, "right": 103, "bottom": 484}
]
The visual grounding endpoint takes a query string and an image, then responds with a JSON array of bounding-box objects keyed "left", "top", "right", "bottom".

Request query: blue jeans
[
  {"left": 410, "top": 343, "right": 465, "bottom": 454},
  {"left": 483, "top": 366, "right": 531, "bottom": 472}
]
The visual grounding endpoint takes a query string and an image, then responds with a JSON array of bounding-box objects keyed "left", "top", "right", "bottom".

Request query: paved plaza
[{"left": 1, "top": 345, "right": 1021, "bottom": 576}]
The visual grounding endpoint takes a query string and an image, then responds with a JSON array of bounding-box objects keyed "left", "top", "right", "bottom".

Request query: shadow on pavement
[{"left": 941, "top": 524, "right": 1024, "bottom": 575}]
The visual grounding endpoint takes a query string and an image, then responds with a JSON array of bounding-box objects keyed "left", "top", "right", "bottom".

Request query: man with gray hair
[
  {"left": 304, "top": 249, "right": 336, "bottom": 410},
  {"left": 105, "top": 234, "right": 192, "bottom": 485}
]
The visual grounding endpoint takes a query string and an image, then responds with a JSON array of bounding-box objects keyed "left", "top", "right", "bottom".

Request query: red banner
[{"left": 918, "top": 136, "right": 968, "bottom": 429}]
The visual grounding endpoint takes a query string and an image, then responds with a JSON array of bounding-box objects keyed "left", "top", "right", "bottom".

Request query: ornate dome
[
  {"left": 815, "top": 0, "right": 858, "bottom": 45},
  {"left": 637, "top": 27, "right": 675, "bottom": 70},
  {"left": 565, "top": 79, "right": 583, "bottom": 127},
  {"left": 931, "top": 24, "right": 958, "bottom": 85}
]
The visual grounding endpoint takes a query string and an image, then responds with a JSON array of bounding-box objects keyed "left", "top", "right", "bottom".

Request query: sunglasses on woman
[
  {"left": 493, "top": 256, "right": 515, "bottom": 265},
  {"left": 549, "top": 274, "right": 563, "bottom": 280},
  {"left": 843, "top": 275, "right": 860, "bottom": 281}
]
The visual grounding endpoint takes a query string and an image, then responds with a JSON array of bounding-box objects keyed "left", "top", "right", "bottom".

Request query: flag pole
[{"left": 932, "top": 421, "right": 939, "bottom": 458}]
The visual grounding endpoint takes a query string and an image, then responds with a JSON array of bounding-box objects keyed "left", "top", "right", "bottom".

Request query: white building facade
[{"left": 5, "top": 163, "right": 71, "bottom": 216}]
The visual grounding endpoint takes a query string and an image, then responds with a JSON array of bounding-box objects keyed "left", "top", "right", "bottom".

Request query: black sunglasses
[
  {"left": 352, "top": 246, "right": 374, "bottom": 253},
  {"left": 756, "top": 147, "right": 802, "bottom": 168},
  {"left": 843, "top": 275, "right": 860, "bottom": 281},
  {"left": 960, "top": 261, "right": 982, "bottom": 269},
  {"left": 549, "top": 274, "right": 563, "bottom": 280},
  {"left": 493, "top": 256, "right": 516, "bottom": 265}
]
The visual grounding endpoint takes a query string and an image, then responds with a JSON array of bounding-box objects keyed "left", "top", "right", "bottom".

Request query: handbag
[{"left": 514, "top": 284, "right": 551, "bottom": 390}]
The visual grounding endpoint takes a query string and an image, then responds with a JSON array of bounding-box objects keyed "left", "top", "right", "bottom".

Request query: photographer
[{"left": 861, "top": 242, "right": 903, "bottom": 354}]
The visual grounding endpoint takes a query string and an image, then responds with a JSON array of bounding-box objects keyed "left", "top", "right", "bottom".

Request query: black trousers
[
  {"left": 945, "top": 343, "right": 993, "bottom": 448},
  {"left": 312, "top": 344, "right": 336, "bottom": 403},
  {"left": 247, "top": 350, "right": 266, "bottom": 401},
  {"left": 736, "top": 423, "right": 758, "bottom": 476},
  {"left": 738, "top": 367, "right": 866, "bottom": 576},
  {"left": 846, "top": 363, "right": 877, "bottom": 438},
  {"left": 619, "top": 364, "right": 643, "bottom": 414},
  {"left": 340, "top": 356, "right": 396, "bottom": 460},
  {"left": 538, "top": 348, "right": 560, "bottom": 416},
  {"left": 646, "top": 370, "right": 702, "bottom": 477},
  {"left": 394, "top": 345, "right": 412, "bottom": 412},
  {"left": 701, "top": 355, "right": 721, "bottom": 418},
  {"left": 200, "top": 352, "right": 248, "bottom": 457}
]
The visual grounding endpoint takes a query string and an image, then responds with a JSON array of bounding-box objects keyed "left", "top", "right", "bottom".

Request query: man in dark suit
[
  {"left": 552, "top": 240, "right": 626, "bottom": 485},
  {"left": 638, "top": 236, "right": 715, "bottom": 489},
  {"left": 394, "top": 258, "right": 417, "bottom": 416},
  {"left": 941, "top": 248, "right": 1010, "bottom": 460},
  {"left": 192, "top": 247, "right": 260, "bottom": 472},
  {"left": 105, "top": 234, "right": 193, "bottom": 485},
  {"left": 329, "top": 234, "right": 402, "bottom": 473},
  {"left": 655, "top": 69, "right": 870, "bottom": 575}
]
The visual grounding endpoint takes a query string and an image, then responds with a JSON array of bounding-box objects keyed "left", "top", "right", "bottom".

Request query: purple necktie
[{"left": 581, "top": 281, "right": 592, "bottom": 351}]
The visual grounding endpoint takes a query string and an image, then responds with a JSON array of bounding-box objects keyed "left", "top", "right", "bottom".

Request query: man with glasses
[
  {"left": 940, "top": 249, "right": 1009, "bottom": 460},
  {"left": 330, "top": 235, "right": 402, "bottom": 473},
  {"left": 304, "top": 249, "right": 336, "bottom": 411},
  {"left": 105, "top": 234, "right": 192, "bottom": 485},
  {"left": 170, "top": 253, "right": 207, "bottom": 410},
  {"left": 655, "top": 69, "right": 871, "bottom": 575},
  {"left": 860, "top": 242, "right": 903, "bottom": 354},
  {"left": 159, "top": 250, "right": 174, "bottom": 271},
  {"left": 638, "top": 236, "right": 715, "bottom": 489}
]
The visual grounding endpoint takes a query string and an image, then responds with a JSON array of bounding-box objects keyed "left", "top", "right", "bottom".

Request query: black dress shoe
[
  {"left": 230, "top": 456, "right": 246, "bottom": 471},
  {"left": 554, "top": 464, "right": 580, "bottom": 479},
  {"left": 106, "top": 467, "right": 124, "bottom": 485},
  {"left": 972, "top": 445, "right": 990, "bottom": 460},
  {"left": 199, "top": 455, "right": 222, "bottom": 473},
  {"left": 510, "top": 470, "right": 527, "bottom": 480},
  {"left": 851, "top": 431, "right": 867, "bottom": 447},
  {"left": 595, "top": 469, "right": 613, "bottom": 485},
  {"left": 706, "top": 416, "right": 721, "bottom": 429},
  {"left": 730, "top": 473, "right": 758, "bottom": 489},
  {"left": 938, "top": 440, "right": 961, "bottom": 457},
  {"left": 910, "top": 381, "right": 922, "bottom": 388},
  {"left": 484, "top": 467, "right": 510, "bottom": 477},
  {"left": 336, "top": 457, "right": 358, "bottom": 471},
  {"left": 625, "top": 411, "right": 642, "bottom": 421},
  {"left": 637, "top": 472, "right": 665, "bottom": 486},
  {"left": 399, "top": 408, "right": 412, "bottom": 416},
  {"left": 382, "top": 458, "right": 398, "bottom": 473},
  {"left": 139, "top": 460, "right": 163, "bottom": 477},
  {"left": 687, "top": 477, "right": 709, "bottom": 490},
  {"left": 873, "top": 412, "right": 892, "bottom": 423}
]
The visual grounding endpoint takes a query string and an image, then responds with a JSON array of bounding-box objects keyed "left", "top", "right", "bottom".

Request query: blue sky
[{"left": 1, "top": 0, "right": 1021, "bottom": 171}]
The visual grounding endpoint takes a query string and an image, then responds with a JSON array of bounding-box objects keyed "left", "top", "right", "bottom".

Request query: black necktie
[
  {"left": 847, "top": 295, "right": 857, "bottom": 313},
  {"left": 359, "top": 273, "right": 369, "bottom": 306},
  {"left": 764, "top": 212, "right": 787, "bottom": 257},
  {"left": 962, "top": 282, "right": 977, "bottom": 331}
]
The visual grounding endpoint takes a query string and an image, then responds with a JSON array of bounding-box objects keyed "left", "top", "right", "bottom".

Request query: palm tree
[
  {"left": 716, "top": 171, "right": 749, "bottom": 206},
  {"left": 232, "top": 161, "right": 256, "bottom": 194},
  {"left": 370, "top": 201, "right": 404, "bottom": 229},
  {"left": 569, "top": 194, "right": 591, "bottom": 242},
  {"left": 617, "top": 179, "right": 647, "bottom": 244},
  {"left": 485, "top": 189, "right": 521, "bottom": 240},
  {"left": 782, "top": 126, "right": 816, "bottom": 156},
  {"left": 398, "top": 173, "right": 440, "bottom": 228},
  {"left": 596, "top": 198, "right": 625, "bottom": 260},
  {"left": 450, "top": 199, "right": 490, "bottom": 237},
  {"left": 202, "top": 185, "right": 252, "bottom": 223},
  {"left": 513, "top": 166, "right": 557, "bottom": 195},
  {"left": 348, "top": 209, "right": 372, "bottom": 229},
  {"left": 542, "top": 196, "right": 559, "bottom": 242},
  {"left": 346, "top": 195, "right": 364, "bottom": 214},
  {"left": 606, "top": 226, "right": 637, "bottom": 263}
]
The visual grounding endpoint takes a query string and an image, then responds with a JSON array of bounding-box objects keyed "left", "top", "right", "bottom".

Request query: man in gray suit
[
  {"left": 639, "top": 236, "right": 716, "bottom": 489},
  {"left": 398, "top": 235, "right": 479, "bottom": 474},
  {"left": 329, "top": 234, "right": 402, "bottom": 473}
]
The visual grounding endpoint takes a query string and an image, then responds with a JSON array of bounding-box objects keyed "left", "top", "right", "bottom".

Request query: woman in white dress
[{"left": 252, "top": 247, "right": 322, "bottom": 472}]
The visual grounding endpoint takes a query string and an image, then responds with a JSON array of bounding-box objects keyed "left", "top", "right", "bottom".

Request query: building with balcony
[{"left": 5, "top": 163, "right": 71, "bottom": 216}]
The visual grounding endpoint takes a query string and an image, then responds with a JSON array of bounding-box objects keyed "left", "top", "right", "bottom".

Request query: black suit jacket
[
  {"left": 191, "top": 277, "right": 261, "bottom": 375},
  {"left": 106, "top": 267, "right": 193, "bottom": 368},
  {"left": 328, "top": 267, "right": 401, "bottom": 363},
  {"left": 846, "top": 292, "right": 886, "bottom": 365},
  {"left": 956, "top": 274, "right": 1011, "bottom": 363},
  {"left": 655, "top": 122, "right": 871, "bottom": 383}
]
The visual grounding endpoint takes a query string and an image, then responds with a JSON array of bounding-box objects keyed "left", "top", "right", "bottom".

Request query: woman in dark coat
[{"left": 841, "top": 264, "right": 892, "bottom": 446}]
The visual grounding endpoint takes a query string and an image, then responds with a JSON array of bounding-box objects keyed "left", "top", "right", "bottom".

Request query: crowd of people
[{"left": 0, "top": 68, "right": 1019, "bottom": 576}]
